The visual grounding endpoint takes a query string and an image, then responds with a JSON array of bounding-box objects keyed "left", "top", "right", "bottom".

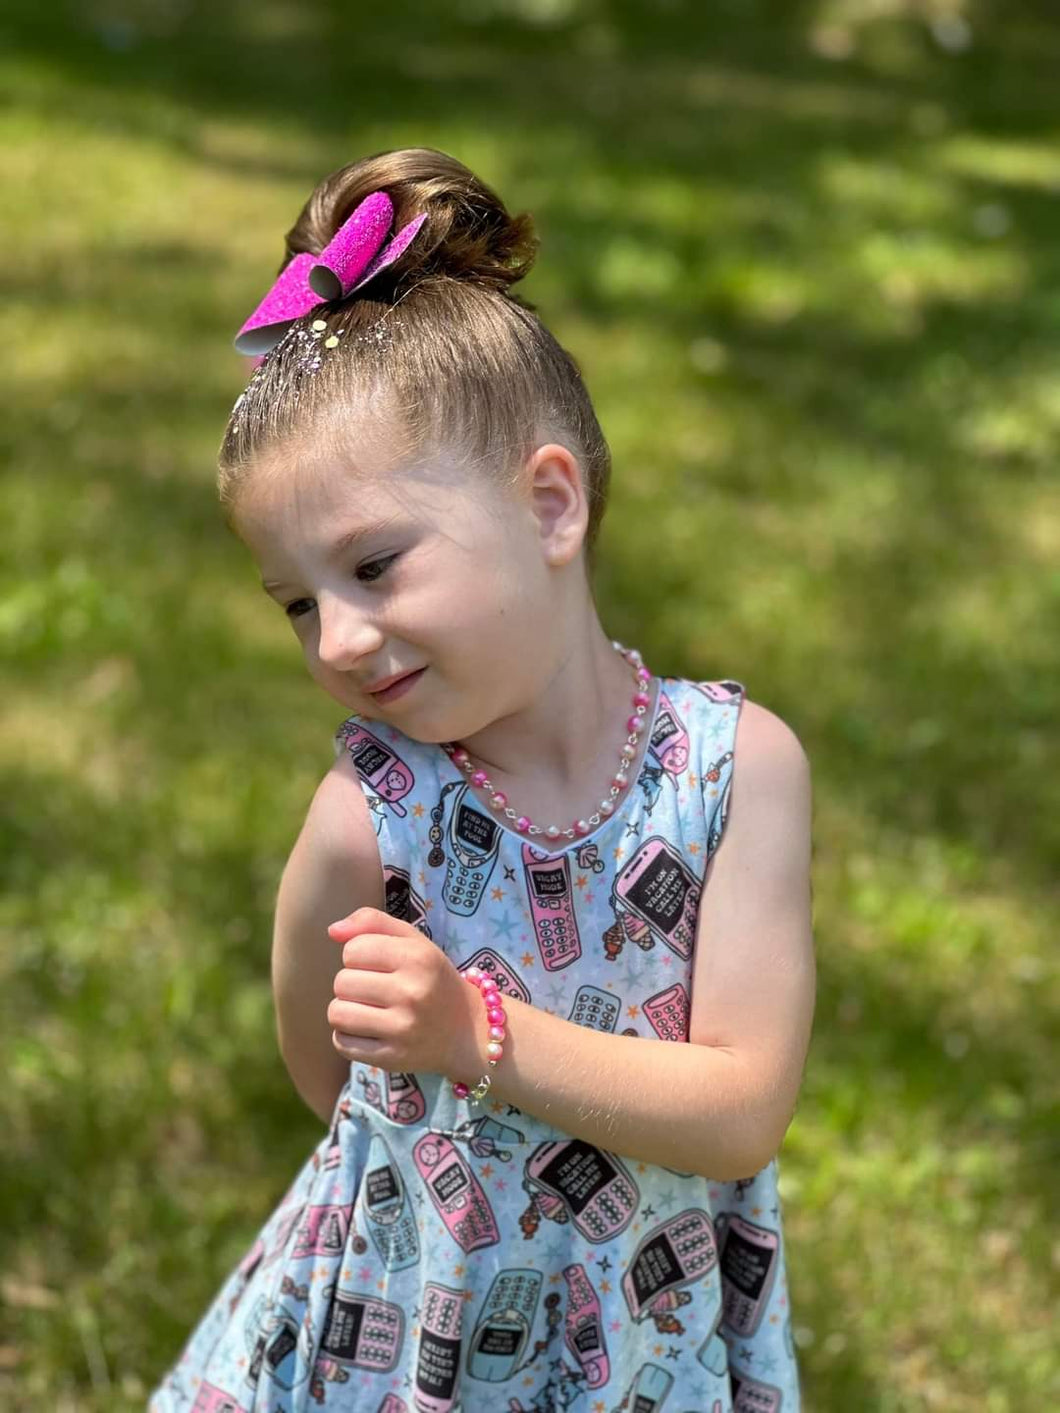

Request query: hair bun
[{"left": 285, "top": 146, "right": 539, "bottom": 297}]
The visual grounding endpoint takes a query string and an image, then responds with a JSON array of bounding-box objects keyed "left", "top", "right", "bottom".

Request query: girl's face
[{"left": 233, "top": 437, "right": 575, "bottom": 742}]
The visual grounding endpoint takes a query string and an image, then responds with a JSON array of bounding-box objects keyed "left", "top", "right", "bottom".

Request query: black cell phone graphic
[
  {"left": 718, "top": 1214, "right": 779, "bottom": 1337},
  {"left": 568, "top": 984, "right": 620, "bottom": 1032}
]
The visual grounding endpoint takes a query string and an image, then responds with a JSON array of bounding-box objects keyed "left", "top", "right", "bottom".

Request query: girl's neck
[{"left": 452, "top": 620, "right": 648, "bottom": 797}]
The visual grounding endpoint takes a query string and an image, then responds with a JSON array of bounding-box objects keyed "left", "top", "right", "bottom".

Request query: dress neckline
[{"left": 434, "top": 674, "right": 665, "bottom": 857}]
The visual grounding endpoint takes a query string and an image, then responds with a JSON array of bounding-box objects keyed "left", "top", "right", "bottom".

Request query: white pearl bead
[
  {"left": 600, "top": 800, "right": 614, "bottom": 815},
  {"left": 545, "top": 825, "right": 561, "bottom": 839}
]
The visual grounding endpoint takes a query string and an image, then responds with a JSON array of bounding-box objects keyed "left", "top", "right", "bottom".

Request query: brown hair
[{"left": 218, "top": 147, "right": 612, "bottom": 579}]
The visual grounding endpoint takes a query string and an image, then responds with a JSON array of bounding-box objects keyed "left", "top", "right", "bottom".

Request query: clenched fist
[{"left": 327, "top": 906, "right": 480, "bottom": 1079}]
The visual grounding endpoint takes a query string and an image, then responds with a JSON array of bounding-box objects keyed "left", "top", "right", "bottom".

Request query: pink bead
[
  {"left": 515, "top": 816, "right": 531, "bottom": 832},
  {"left": 487, "top": 1006, "right": 506, "bottom": 1024},
  {"left": 453, "top": 1081, "right": 469, "bottom": 1098},
  {"left": 489, "top": 792, "right": 507, "bottom": 809},
  {"left": 613, "top": 774, "right": 628, "bottom": 790},
  {"left": 627, "top": 715, "right": 643, "bottom": 733},
  {"left": 482, "top": 992, "right": 500, "bottom": 1009},
  {"left": 633, "top": 691, "right": 651, "bottom": 707},
  {"left": 471, "top": 769, "right": 489, "bottom": 787},
  {"left": 636, "top": 667, "right": 650, "bottom": 682},
  {"left": 452, "top": 747, "right": 469, "bottom": 764},
  {"left": 488, "top": 1025, "right": 505, "bottom": 1040},
  {"left": 464, "top": 966, "right": 482, "bottom": 984}
]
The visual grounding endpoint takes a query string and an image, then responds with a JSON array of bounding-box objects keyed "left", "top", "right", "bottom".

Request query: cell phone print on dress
[
  {"left": 415, "top": 1282, "right": 465, "bottom": 1413},
  {"left": 568, "top": 982, "right": 620, "bottom": 1032},
  {"left": 413, "top": 1132, "right": 501, "bottom": 1252},
  {"left": 522, "top": 843, "right": 582, "bottom": 970},
  {"left": 359, "top": 1133, "right": 420, "bottom": 1271},
  {"left": 621, "top": 1209, "right": 719, "bottom": 1325},
  {"left": 335, "top": 720, "right": 415, "bottom": 818},
  {"left": 612, "top": 837, "right": 701, "bottom": 961},
  {"left": 439, "top": 785, "right": 503, "bottom": 917},
  {"left": 465, "top": 1267, "right": 543, "bottom": 1382},
  {"left": 648, "top": 688, "right": 690, "bottom": 777},
  {"left": 717, "top": 1212, "right": 780, "bottom": 1337},
  {"left": 523, "top": 1139, "right": 639, "bottom": 1242}
]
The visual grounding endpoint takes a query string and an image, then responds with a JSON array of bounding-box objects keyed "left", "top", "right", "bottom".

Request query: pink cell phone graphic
[
  {"left": 384, "top": 865, "right": 433, "bottom": 937},
  {"left": 414, "top": 1281, "right": 465, "bottom": 1412},
  {"left": 413, "top": 1133, "right": 500, "bottom": 1252},
  {"left": 335, "top": 722, "right": 413, "bottom": 817},
  {"left": 562, "top": 1263, "right": 609, "bottom": 1388},
  {"left": 453, "top": 947, "right": 531, "bottom": 1004},
  {"left": 291, "top": 1202, "right": 350, "bottom": 1259},
  {"left": 642, "top": 982, "right": 690, "bottom": 1042},
  {"left": 732, "top": 1368, "right": 785, "bottom": 1412},
  {"left": 522, "top": 844, "right": 582, "bottom": 970},
  {"left": 613, "top": 838, "right": 701, "bottom": 961},
  {"left": 524, "top": 1139, "right": 638, "bottom": 1242},
  {"left": 622, "top": 1208, "right": 719, "bottom": 1321},
  {"left": 191, "top": 1384, "right": 247, "bottom": 1413},
  {"left": 648, "top": 690, "right": 689, "bottom": 774},
  {"left": 693, "top": 679, "right": 744, "bottom": 705},
  {"left": 717, "top": 1213, "right": 779, "bottom": 1337},
  {"left": 318, "top": 1286, "right": 404, "bottom": 1372}
]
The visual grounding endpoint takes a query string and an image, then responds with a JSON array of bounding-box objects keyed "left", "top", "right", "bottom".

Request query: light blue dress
[{"left": 149, "top": 675, "right": 801, "bottom": 1412}]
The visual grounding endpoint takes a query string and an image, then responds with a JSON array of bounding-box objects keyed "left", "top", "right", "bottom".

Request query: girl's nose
[{"left": 316, "top": 597, "right": 382, "bottom": 670}]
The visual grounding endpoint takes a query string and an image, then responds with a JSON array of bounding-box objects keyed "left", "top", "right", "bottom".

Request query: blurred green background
[{"left": 2, "top": 0, "right": 1058, "bottom": 1407}]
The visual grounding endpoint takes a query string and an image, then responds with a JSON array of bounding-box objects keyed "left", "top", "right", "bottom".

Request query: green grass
[{"left": 2, "top": 1, "right": 1058, "bottom": 1407}]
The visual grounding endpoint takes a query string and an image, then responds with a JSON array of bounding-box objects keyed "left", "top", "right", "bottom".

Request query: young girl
[{"left": 149, "top": 146, "right": 815, "bottom": 1413}]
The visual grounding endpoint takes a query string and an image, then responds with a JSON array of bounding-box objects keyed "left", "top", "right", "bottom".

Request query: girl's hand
[{"left": 326, "top": 906, "right": 476, "bottom": 1077}]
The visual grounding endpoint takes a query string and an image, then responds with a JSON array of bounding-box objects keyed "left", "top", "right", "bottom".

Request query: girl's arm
[
  {"left": 451, "top": 703, "right": 816, "bottom": 1183},
  {"left": 272, "top": 753, "right": 386, "bottom": 1126}
]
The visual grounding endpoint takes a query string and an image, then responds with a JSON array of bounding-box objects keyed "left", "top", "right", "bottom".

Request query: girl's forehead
[{"left": 235, "top": 438, "right": 495, "bottom": 546}]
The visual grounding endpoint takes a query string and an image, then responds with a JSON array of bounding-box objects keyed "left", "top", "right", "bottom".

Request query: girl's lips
[{"left": 368, "top": 667, "right": 426, "bottom": 703}]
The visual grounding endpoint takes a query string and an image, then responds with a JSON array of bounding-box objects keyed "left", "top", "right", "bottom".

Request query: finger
[
  {"left": 332, "top": 1029, "right": 387, "bottom": 1059},
  {"left": 333, "top": 967, "right": 392, "bottom": 1005},
  {"left": 327, "top": 996, "right": 398, "bottom": 1038},
  {"left": 327, "top": 906, "right": 417, "bottom": 942},
  {"left": 326, "top": 905, "right": 382, "bottom": 941},
  {"left": 340, "top": 935, "right": 401, "bottom": 972}
]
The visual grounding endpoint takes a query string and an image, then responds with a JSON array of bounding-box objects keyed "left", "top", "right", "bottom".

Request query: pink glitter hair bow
[{"left": 233, "top": 190, "right": 428, "bottom": 357}]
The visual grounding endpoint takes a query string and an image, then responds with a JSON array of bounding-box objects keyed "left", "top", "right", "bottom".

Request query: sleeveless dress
[{"left": 148, "top": 675, "right": 801, "bottom": 1413}]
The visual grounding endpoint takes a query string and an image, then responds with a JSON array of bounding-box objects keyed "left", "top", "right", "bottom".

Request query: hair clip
[{"left": 233, "top": 191, "right": 427, "bottom": 357}]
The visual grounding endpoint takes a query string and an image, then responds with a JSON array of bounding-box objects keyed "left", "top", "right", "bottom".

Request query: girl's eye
[
  {"left": 356, "top": 554, "right": 398, "bottom": 584},
  {"left": 282, "top": 556, "right": 398, "bottom": 618}
]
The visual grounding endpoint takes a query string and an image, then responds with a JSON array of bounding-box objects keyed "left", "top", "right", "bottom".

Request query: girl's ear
[{"left": 527, "top": 443, "right": 588, "bottom": 568}]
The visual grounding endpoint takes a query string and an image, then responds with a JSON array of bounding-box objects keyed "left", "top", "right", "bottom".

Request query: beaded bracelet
[{"left": 451, "top": 966, "right": 506, "bottom": 1104}]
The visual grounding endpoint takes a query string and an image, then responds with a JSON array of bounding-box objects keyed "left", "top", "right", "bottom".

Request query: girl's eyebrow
[{"left": 260, "top": 516, "right": 401, "bottom": 593}]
